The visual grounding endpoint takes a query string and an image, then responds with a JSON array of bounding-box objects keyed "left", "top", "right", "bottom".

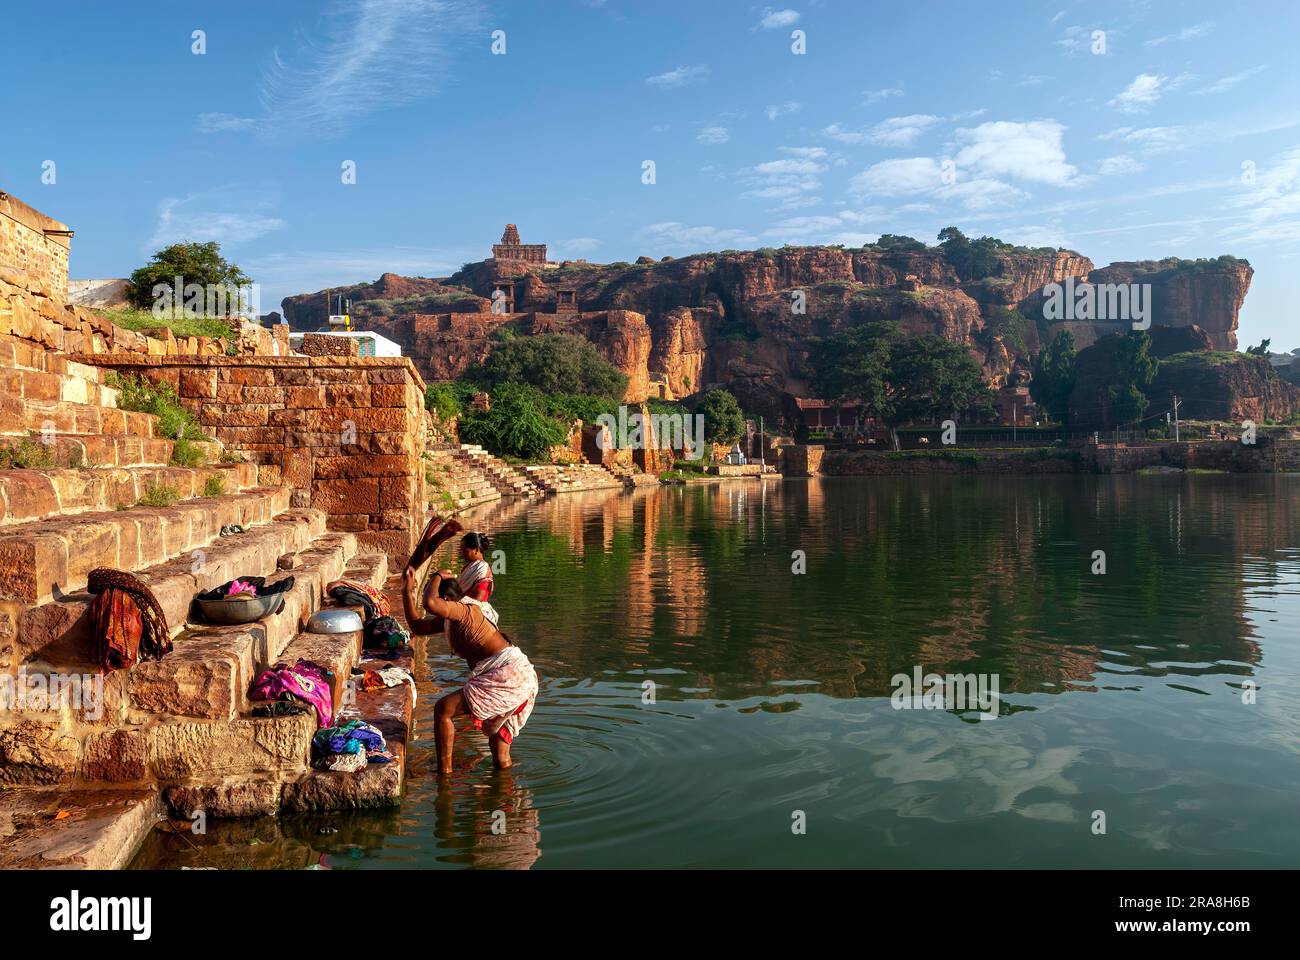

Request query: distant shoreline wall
[{"left": 785, "top": 441, "right": 1300, "bottom": 476}]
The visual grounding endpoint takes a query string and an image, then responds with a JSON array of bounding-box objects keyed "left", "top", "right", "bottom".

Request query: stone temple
[{"left": 491, "top": 224, "right": 547, "bottom": 265}]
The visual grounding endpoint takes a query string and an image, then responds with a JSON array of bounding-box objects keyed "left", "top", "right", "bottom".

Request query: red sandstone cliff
[{"left": 279, "top": 245, "right": 1255, "bottom": 425}]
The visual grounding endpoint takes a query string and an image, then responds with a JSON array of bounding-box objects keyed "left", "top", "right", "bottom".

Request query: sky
[{"left": 1, "top": 0, "right": 1297, "bottom": 345}]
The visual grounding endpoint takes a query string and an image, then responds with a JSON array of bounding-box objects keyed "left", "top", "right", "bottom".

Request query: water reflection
[{"left": 135, "top": 474, "right": 1300, "bottom": 869}]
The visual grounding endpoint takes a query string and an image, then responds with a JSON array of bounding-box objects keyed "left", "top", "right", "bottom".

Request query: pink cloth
[{"left": 461, "top": 646, "right": 538, "bottom": 744}]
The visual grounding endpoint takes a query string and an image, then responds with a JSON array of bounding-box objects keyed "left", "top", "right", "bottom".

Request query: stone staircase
[
  {"left": 0, "top": 335, "right": 418, "bottom": 868},
  {"left": 425, "top": 443, "right": 544, "bottom": 508},
  {"left": 524, "top": 462, "right": 626, "bottom": 494}
]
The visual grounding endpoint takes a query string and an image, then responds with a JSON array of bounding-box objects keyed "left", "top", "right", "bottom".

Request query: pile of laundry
[
  {"left": 363, "top": 615, "right": 410, "bottom": 656},
  {"left": 311, "top": 719, "right": 394, "bottom": 772},
  {"left": 249, "top": 659, "right": 334, "bottom": 728},
  {"left": 352, "top": 664, "right": 417, "bottom": 707},
  {"left": 326, "top": 579, "right": 390, "bottom": 621}
]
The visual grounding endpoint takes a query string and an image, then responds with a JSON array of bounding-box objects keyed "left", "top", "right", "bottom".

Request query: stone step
[
  {"left": 2, "top": 434, "right": 175, "bottom": 469},
  {"left": 0, "top": 461, "right": 258, "bottom": 526},
  {"left": 5, "top": 509, "right": 330, "bottom": 694},
  {"left": 0, "top": 484, "right": 293, "bottom": 606},
  {"left": 0, "top": 334, "right": 110, "bottom": 384},
  {"left": 0, "top": 784, "right": 159, "bottom": 869},
  {"left": 0, "top": 394, "right": 156, "bottom": 439},
  {"left": 0, "top": 363, "right": 119, "bottom": 408}
]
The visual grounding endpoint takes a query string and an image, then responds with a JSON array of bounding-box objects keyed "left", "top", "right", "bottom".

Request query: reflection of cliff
[{"left": 471, "top": 476, "right": 1276, "bottom": 708}]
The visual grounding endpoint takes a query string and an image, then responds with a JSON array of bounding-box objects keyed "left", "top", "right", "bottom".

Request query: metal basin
[
  {"left": 196, "top": 592, "right": 283, "bottom": 625},
  {"left": 307, "top": 609, "right": 364, "bottom": 634}
]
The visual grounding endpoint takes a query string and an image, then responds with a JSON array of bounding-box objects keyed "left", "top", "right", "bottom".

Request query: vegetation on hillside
[
  {"left": 126, "top": 241, "right": 251, "bottom": 313},
  {"left": 1030, "top": 330, "right": 1077, "bottom": 425},
  {"left": 810, "top": 320, "right": 995, "bottom": 446}
]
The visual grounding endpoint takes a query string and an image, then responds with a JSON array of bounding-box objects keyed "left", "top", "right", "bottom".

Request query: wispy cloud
[
  {"left": 638, "top": 222, "right": 757, "bottom": 251},
  {"left": 697, "top": 125, "right": 730, "bottom": 145},
  {"left": 645, "top": 65, "right": 709, "bottom": 88},
  {"left": 822, "top": 114, "right": 941, "bottom": 147},
  {"left": 1098, "top": 154, "right": 1144, "bottom": 176},
  {"left": 148, "top": 187, "right": 287, "bottom": 250},
  {"left": 739, "top": 146, "right": 835, "bottom": 209},
  {"left": 1196, "top": 65, "right": 1268, "bottom": 95},
  {"left": 259, "top": 0, "right": 483, "bottom": 138},
  {"left": 1220, "top": 146, "right": 1300, "bottom": 245},
  {"left": 864, "top": 86, "right": 903, "bottom": 103},
  {"left": 755, "top": 8, "right": 800, "bottom": 30},
  {"left": 195, "top": 112, "right": 260, "bottom": 134},
  {"left": 766, "top": 100, "right": 803, "bottom": 120},
  {"left": 1109, "top": 73, "right": 1191, "bottom": 112},
  {"left": 1144, "top": 21, "right": 1214, "bottom": 47}
]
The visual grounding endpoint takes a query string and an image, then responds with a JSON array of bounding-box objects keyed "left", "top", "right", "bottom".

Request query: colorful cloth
[
  {"left": 327, "top": 579, "right": 390, "bottom": 621},
  {"left": 458, "top": 559, "right": 494, "bottom": 602},
  {"left": 358, "top": 665, "right": 417, "bottom": 708},
  {"left": 249, "top": 659, "right": 333, "bottom": 728},
  {"left": 461, "top": 645, "right": 538, "bottom": 745},
  {"left": 311, "top": 719, "right": 391, "bottom": 769}
]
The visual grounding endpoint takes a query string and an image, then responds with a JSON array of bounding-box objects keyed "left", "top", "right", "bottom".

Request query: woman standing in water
[{"left": 403, "top": 517, "right": 538, "bottom": 773}]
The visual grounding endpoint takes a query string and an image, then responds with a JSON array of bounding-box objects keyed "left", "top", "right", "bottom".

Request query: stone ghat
[
  {"left": 0, "top": 534, "right": 414, "bottom": 867},
  {"left": 76, "top": 354, "right": 429, "bottom": 568}
]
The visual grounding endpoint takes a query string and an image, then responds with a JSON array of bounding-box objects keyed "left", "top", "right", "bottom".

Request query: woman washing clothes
[{"left": 403, "top": 516, "right": 537, "bottom": 773}]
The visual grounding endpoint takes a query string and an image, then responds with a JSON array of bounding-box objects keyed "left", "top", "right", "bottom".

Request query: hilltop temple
[{"left": 491, "top": 223, "right": 547, "bottom": 265}]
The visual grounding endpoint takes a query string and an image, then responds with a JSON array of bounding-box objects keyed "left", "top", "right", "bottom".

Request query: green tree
[
  {"left": 457, "top": 383, "right": 568, "bottom": 460},
  {"left": 874, "top": 234, "right": 927, "bottom": 252},
  {"left": 1108, "top": 331, "right": 1158, "bottom": 425},
  {"left": 1247, "top": 338, "right": 1272, "bottom": 356},
  {"left": 937, "top": 227, "right": 1003, "bottom": 281},
  {"left": 127, "top": 241, "right": 250, "bottom": 312},
  {"left": 810, "top": 322, "right": 994, "bottom": 447},
  {"left": 468, "top": 333, "right": 628, "bottom": 398},
  {"left": 700, "top": 388, "right": 745, "bottom": 445},
  {"left": 1030, "top": 330, "right": 1077, "bottom": 424}
]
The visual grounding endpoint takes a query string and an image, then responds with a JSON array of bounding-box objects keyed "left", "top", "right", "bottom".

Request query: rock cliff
[{"left": 280, "top": 245, "right": 1256, "bottom": 425}]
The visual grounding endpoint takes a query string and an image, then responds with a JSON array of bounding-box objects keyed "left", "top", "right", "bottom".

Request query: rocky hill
[{"left": 280, "top": 244, "right": 1256, "bottom": 425}]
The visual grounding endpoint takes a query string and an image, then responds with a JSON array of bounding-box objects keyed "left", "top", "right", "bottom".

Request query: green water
[{"left": 136, "top": 475, "right": 1300, "bottom": 869}]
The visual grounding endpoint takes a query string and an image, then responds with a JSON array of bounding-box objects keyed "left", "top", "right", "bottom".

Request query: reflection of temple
[{"left": 491, "top": 223, "right": 548, "bottom": 265}]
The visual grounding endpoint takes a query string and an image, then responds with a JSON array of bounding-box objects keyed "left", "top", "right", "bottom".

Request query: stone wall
[
  {"left": 80, "top": 355, "right": 428, "bottom": 565},
  {"left": 0, "top": 190, "right": 71, "bottom": 303}
]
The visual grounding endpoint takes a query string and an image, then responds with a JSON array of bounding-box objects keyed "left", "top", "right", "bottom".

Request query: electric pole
[{"left": 1172, "top": 394, "right": 1181, "bottom": 442}]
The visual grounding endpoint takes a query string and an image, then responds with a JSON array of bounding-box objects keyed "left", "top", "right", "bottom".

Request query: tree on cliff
[
  {"left": 468, "top": 333, "right": 628, "bottom": 398},
  {"left": 810, "top": 322, "right": 994, "bottom": 447},
  {"left": 1107, "top": 331, "right": 1159, "bottom": 425},
  {"left": 937, "top": 227, "right": 1003, "bottom": 282},
  {"left": 700, "top": 388, "right": 745, "bottom": 446},
  {"left": 1030, "top": 331, "right": 1076, "bottom": 424},
  {"left": 126, "top": 241, "right": 250, "bottom": 312}
]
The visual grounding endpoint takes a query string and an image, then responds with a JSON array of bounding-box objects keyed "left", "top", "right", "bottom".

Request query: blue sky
[{"left": 2, "top": 0, "right": 1297, "bottom": 345}]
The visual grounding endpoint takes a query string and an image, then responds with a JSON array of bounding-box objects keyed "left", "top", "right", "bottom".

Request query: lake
[{"left": 134, "top": 474, "right": 1300, "bottom": 869}]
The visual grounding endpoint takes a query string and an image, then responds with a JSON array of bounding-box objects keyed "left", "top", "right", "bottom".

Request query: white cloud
[
  {"left": 953, "top": 120, "right": 1080, "bottom": 186},
  {"left": 1097, "top": 125, "right": 1186, "bottom": 152},
  {"left": 1018, "top": 75, "right": 1051, "bottom": 87},
  {"left": 850, "top": 157, "right": 945, "bottom": 197},
  {"left": 822, "top": 114, "right": 940, "bottom": 147},
  {"left": 639, "top": 222, "right": 757, "bottom": 250},
  {"left": 259, "top": 0, "right": 483, "bottom": 138},
  {"left": 756, "top": 8, "right": 800, "bottom": 30},
  {"left": 1055, "top": 24, "right": 1109, "bottom": 55},
  {"left": 1197, "top": 65, "right": 1268, "bottom": 95},
  {"left": 1144, "top": 22, "right": 1214, "bottom": 47},
  {"left": 765, "top": 101, "right": 803, "bottom": 120},
  {"left": 697, "top": 126, "right": 730, "bottom": 145},
  {"left": 1109, "top": 73, "right": 1191, "bottom": 112},
  {"left": 1098, "top": 154, "right": 1145, "bottom": 176},
  {"left": 194, "top": 113, "right": 260, "bottom": 133},
  {"left": 645, "top": 65, "right": 709, "bottom": 88},
  {"left": 864, "top": 86, "right": 903, "bottom": 103},
  {"left": 148, "top": 189, "right": 286, "bottom": 250},
  {"left": 1220, "top": 147, "right": 1300, "bottom": 245},
  {"left": 740, "top": 147, "right": 833, "bottom": 207}
]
